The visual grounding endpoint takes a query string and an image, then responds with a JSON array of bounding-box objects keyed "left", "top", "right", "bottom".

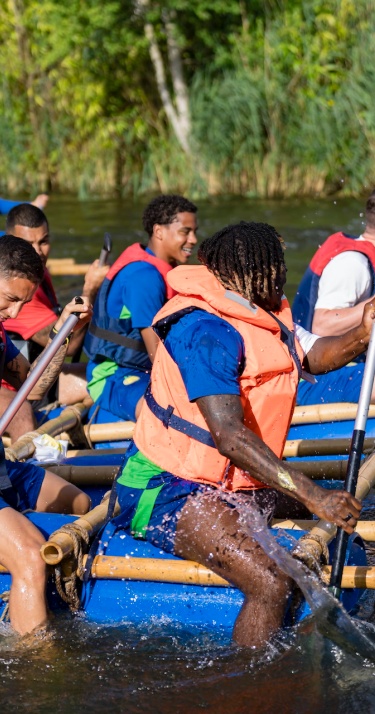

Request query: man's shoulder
[
  {"left": 171, "top": 309, "right": 243, "bottom": 344},
  {"left": 115, "top": 259, "right": 164, "bottom": 285}
]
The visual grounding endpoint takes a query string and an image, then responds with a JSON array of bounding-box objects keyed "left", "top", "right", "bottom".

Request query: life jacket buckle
[{"left": 162, "top": 405, "right": 175, "bottom": 428}]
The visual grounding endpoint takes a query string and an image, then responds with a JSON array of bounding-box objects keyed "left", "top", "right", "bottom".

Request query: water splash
[{"left": 232, "top": 496, "right": 375, "bottom": 662}]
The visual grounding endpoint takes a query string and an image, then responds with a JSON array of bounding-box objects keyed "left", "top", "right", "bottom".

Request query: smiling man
[
  {"left": 0, "top": 235, "right": 92, "bottom": 637},
  {"left": 0, "top": 203, "right": 109, "bottom": 440},
  {"left": 84, "top": 194, "right": 198, "bottom": 425}
]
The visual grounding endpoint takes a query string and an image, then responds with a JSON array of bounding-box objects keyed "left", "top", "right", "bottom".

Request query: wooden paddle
[
  {"left": 0, "top": 301, "right": 83, "bottom": 437},
  {"left": 99, "top": 232, "right": 112, "bottom": 267}
]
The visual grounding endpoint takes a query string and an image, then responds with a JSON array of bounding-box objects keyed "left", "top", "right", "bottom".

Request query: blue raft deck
[{"left": 0, "top": 411, "right": 372, "bottom": 633}]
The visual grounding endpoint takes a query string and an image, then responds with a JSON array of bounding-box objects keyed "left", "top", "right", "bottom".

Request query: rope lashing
[
  {"left": 49, "top": 523, "right": 90, "bottom": 611},
  {"left": 5, "top": 430, "right": 41, "bottom": 462},
  {"left": 292, "top": 533, "right": 330, "bottom": 575}
]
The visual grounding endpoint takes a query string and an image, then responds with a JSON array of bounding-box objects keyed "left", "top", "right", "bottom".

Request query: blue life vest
[
  {"left": 0, "top": 324, "right": 20, "bottom": 509},
  {"left": 84, "top": 243, "right": 175, "bottom": 370},
  {"left": 292, "top": 232, "right": 375, "bottom": 330}
]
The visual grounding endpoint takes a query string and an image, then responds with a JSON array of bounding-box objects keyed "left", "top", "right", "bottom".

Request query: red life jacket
[
  {"left": 292, "top": 232, "right": 375, "bottom": 330},
  {"left": 84, "top": 243, "right": 176, "bottom": 369}
]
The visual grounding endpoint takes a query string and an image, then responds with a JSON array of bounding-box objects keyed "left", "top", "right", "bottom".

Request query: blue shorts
[
  {"left": 114, "top": 458, "right": 203, "bottom": 553},
  {"left": 114, "top": 443, "right": 278, "bottom": 554},
  {"left": 297, "top": 364, "right": 364, "bottom": 406},
  {"left": 0, "top": 460, "right": 45, "bottom": 512},
  {"left": 87, "top": 364, "right": 150, "bottom": 423}
]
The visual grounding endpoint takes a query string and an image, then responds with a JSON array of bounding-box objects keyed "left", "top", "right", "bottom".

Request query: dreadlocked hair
[{"left": 197, "top": 221, "right": 286, "bottom": 304}]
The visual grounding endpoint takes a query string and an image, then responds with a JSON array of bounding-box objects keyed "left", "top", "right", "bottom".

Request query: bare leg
[
  {"left": 36, "top": 470, "right": 91, "bottom": 515},
  {"left": 0, "top": 388, "right": 36, "bottom": 441},
  {"left": 0, "top": 508, "right": 47, "bottom": 635},
  {"left": 175, "top": 491, "right": 292, "bottom": 648},
  {"left": 58, "top": 364, "right": 88, "bottom": 405}
]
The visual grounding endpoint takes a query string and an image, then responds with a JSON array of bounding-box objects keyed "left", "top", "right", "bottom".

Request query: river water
[{"left": 1, "top": 195, "right": 375, "bottom": 713}]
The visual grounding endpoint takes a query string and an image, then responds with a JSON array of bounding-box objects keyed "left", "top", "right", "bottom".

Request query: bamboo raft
[{"left": 0, "top": 398, "right": 374, "bottom": 629}]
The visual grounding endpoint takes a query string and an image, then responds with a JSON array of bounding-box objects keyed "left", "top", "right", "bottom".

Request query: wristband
[{"left": 49, "top": 325, "right": 71, "bottom": 345}]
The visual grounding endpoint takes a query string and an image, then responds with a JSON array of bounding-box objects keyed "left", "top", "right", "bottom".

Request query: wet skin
[{"left": 174, "top": 391, "right": 361, "bottom": 647}]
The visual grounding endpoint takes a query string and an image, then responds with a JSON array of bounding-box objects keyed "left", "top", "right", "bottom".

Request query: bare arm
[
  {"left": 196, "top": 393, "right": 361, "bottom": 533},
  {"left": 28, "top": 322, "right": 55, "bottom": 348},
  {"left": 141, "top": 327, "right": 160, "bottom": 364},
  {"left": 30, "top": 194, "right": 49, "bottom": 209},
  {"left": 30, "top": 320, "right": 90, "bottom": 357},
  {"left": 4, "top": 296, "right": 92, "bottom": 399},
  {"left": 306, "top": 299, "right": 375, "bottom": 373},
  {"left": 81, "top": 260, "right": 109, "bottom": 303},
  {"left": 312, "top": 299, "right": 372, "bottom": 336}
]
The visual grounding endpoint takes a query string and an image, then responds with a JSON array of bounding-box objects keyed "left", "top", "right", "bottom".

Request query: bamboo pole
[
  {"left": 46, "top": 459, "right": 349, "bottom": 487},
  {"left": 321, "top": 566, "right": 375, "bottom": 589},
  {"left": 48, "top": 464, "right": 119, "bottom": 486},
  {"left": 84, "top": 422, "right": 135, "bottom": 442},
  {"left": 78, "top": 423, "right": 374, "bottom": 454},
  {"left": 66, "top": 447, "right": 127, "bottom": 458},
  {"left": 283, "top": 437, "right": 375, "bottom": 458},
  {"left": 40, "top": 498, "right": 121, "bottom": 565},
  {"left": 272, "top": 519, "right": 375, "bottom": 541},
  {"left": 4, "top": 399, "right": 91, "bottom": 461},
  {"left": 0, "top": 556, "right": 374, "bottom": 590},
  {"left": 292, "top": 459, "right": 348, "bottom": 479},
  {"left": 55, "top": 405, "right": 375, "bottom": 447},
  {"left": 87, "top": 555, "right": 230, "bottom": 586},
  {"left": 86, "top": 556, "right": 375, "bottom": 589},
  {"left": 291, "top": 403, "right": 375, "bottom": 425}
]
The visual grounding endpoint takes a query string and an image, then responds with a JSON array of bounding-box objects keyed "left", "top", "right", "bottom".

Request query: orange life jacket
[{"left": 134, "top": 265, "right": 304, "bottom": 491}]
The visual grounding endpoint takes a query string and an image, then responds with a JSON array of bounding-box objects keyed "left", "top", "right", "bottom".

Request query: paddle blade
[{"left": 314, "top": 598, "right": 375, "bottom": 662}]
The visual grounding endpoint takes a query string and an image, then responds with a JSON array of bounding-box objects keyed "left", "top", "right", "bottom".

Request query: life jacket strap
[
  {"left": 269, "top": 312, "right": 303, "bottom": 380},
  {"left": 88, "top": 323, "right": 148, "bottom": 353},
  {"left": 145, "top": 386, "right": 216, "bottom": 448}
]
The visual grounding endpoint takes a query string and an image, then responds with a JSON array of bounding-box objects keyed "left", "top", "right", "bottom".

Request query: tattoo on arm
[{"left": 27, "top": 343, "right": 68, "bottom": 399}]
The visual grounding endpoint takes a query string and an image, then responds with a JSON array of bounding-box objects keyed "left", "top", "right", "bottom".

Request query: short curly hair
[
  {"left": 6, "top": 203, "right": 48, "bottom": 232},
  {"left": 142, "top": 194, "right": 197, "bottom": 237},
  {"left": 0, "top": 235, "right": 44, "bottom": 284}
]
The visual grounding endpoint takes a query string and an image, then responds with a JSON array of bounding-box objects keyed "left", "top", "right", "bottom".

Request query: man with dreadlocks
[{"left": 113, "top": 220, "right": 372, "bottom": 649}]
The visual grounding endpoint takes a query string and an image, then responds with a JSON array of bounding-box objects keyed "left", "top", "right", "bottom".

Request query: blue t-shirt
[
  {"left": 164, "top": 309, "right": 245, "bottom": 401},
  {"left": 0, "top": 198, "right": 22, "bottom": 215},
  {"left": 106, "top": 248, "right": 166, "bottom": 330}
]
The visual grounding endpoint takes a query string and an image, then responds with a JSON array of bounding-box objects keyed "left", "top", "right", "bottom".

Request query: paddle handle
[
  {"left": 99, "top": 232, "right": 112, "bottom": 267},
  {"left": 329, "top": 322, "right": 375, "bottom": 596},
  {"left": 0, "top": 310, "right": 81, "bottom": 437}
]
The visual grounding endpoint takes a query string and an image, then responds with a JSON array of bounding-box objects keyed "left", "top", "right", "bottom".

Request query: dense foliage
[{"left": 0, "top": 0, "right": 374, "bottom": 198}]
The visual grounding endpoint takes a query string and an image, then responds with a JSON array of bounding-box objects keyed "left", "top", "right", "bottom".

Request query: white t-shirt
[
  {"left": 315, "top": 237, "right": 373, "bottom": 310},
  {"left": 294, "top": 323, "right": 319, "bottom": 356},
  {"left": 224, "top": 288, "right": 319, "bottom": 357}
]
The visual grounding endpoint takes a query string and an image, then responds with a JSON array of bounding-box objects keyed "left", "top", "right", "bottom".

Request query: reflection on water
[{"left": 1, "top": 195, "right": 374, "bottom": 712}]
